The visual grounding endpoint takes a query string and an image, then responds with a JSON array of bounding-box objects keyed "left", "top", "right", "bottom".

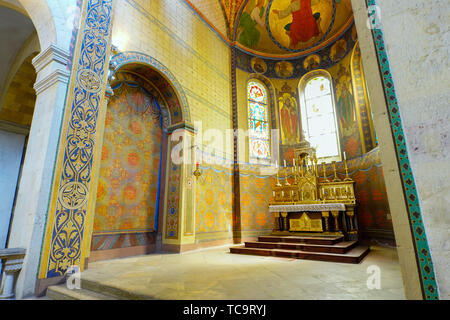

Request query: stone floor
[{"left": 80, "top": 244, "right": 406, "bottom": 300}]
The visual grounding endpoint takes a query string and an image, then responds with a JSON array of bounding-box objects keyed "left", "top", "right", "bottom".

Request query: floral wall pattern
[{"left": 94, "top": 83, "right": 162, "bottom": 234}]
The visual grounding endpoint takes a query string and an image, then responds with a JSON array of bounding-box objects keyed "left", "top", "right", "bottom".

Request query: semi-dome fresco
[{"left": 235, "top": 0, "right": 354, "bottom": 57}]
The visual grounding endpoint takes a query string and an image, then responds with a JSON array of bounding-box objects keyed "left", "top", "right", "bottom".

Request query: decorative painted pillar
[
  {"left": 230, "top": 46, "right": 242, "bottom": 243},
  {"left": 37, "top": 0, "right": 115, "bottom": 286},
  {"left": 162, "top": 126, "right": 196, "bottom": 252}
]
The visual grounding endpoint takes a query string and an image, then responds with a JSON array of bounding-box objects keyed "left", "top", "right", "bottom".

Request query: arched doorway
[
  {"left": 0, "top": 3, "right": 40, "bottom": 250},
  {"left": 88, "top": 53, "right": 192, "bottom": 262}
]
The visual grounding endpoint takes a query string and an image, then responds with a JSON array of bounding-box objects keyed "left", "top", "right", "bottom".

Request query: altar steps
[
  {"left": 244, "top": 240, "right": 358, "bottom": 254},
  {"left": 258, "top": 235, "right": 343, "bottom": 245},
  {"left": 230, "top": 235, "right": 370, "bottom": 264}
]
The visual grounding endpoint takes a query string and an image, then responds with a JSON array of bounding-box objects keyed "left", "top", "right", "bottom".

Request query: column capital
[
  {"left": 32, "top": 44, "right": 70, "bottom": 74},
  {"left": 32, "top": 44, "right": 71, "bottom": 95}
]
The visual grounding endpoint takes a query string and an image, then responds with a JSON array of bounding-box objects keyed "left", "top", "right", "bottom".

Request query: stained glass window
[
  {"left": 248, "top": 80, "right": 270, "bottom": 162},
  {"left": 300, "top": 75, "right": 340, "bottom": 161}
]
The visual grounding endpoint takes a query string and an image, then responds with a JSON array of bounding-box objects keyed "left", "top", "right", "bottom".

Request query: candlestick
[
  {"left": 332, "top": 161, "right": 341, "bottom": 182},
  {"left": 313, "top": 155, "right": 318, "bottom": 177},
  {"left": 344, "top": 156, "right": 352, "bottom": 181},
  {"left": 322, "top": 162, "right": 328, "bottom": 182},
  {"left": 284, "top": 159, "right": 286, "bottom": 167},
  {"left": 284, "top": 165, "right": 290, "bottom": 186},
  {"left": 300, "top": 158, "right": 304, "bottom": 176},
  {"left": 344, "top": 158, "right": 351, "bottom": 181}
]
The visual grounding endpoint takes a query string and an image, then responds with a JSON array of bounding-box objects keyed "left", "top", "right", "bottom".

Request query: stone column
[
  {"left": 0, "top": 249, "right": 26, "bottom": 299},
  {"left": 6, "top": 44, "right": 71, "bottom": 299}
]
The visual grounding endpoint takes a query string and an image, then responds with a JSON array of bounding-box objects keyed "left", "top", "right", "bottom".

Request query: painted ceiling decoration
[
  {"left": 236, "top": 22, "right": 357, "bottom": 79},
  {"left": 235, "top": 0, "right": 354, "bottom": 57},
  {"left": 185, "top": 0, "right": 354, "bottom": 59},
  {"left": 219, "top": 0, "right": 247, "bottom": 38},
  {"left": 184, "top": 0, "right": 229, "bottom": 36}
]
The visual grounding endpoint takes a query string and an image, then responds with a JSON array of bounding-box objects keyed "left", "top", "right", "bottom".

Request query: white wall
[
  {"left": 0, "top": 130, "right": 25, "bottom": 248},
  {"left": 376, "top": 0, "right": 450, "bottom": 299}
]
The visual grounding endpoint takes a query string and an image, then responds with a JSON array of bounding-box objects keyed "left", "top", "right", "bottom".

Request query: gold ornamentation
[
  {"left": 77, "top": 69, "right": 103, "bottom": 93},
  {"left": 58, "top": 182, "right": 89, "bottom": 210},
  {"left": 289, "top": 213, "right": 323, "bottom": 232},
  {"left": 269, "top": 141, "right": 356, "bottom": 233}
]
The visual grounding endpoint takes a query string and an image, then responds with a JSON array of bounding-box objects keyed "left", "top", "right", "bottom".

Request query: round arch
[
  {"left": 15, "top": 0, "right": 57, "bottom": 50},
  {"left": 88, "top": 51, "right": 194, "bottom": 262},
  {"left": 246, "top": 73, "right": 278, "bottom": 131},
  {"left": 298, "top": 69, "right": 342, "bottom": 161},
  {"left": 246, "top": 74, "right": 278, "bottom": 163},
  {"left": 109, "top": 52, "right": 191, "bottom": 126}
]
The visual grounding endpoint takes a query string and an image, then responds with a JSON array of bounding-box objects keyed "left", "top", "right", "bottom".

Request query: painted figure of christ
[{"left": 273, "top": 0, "right": 322, "bottom": 49}]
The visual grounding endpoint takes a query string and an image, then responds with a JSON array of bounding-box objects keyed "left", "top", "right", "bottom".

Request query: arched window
[
  {"left": 299, "top": 72, "right": 340, "bottom": 162},
  {"left": 247, "top": 80, "right": 270, "bottom": 163}
]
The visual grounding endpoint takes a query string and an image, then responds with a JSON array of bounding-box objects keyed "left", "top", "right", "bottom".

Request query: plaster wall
[
  {"left": 0, "top": 130, "right": 25, "bottom": 248},
  {"left": 374, "top": 0, "right": 450, "bottom": 299}
]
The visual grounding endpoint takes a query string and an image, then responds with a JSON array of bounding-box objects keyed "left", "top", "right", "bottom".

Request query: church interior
[{"left": 0, "top": 0, "right": 448, "bottom": 301}]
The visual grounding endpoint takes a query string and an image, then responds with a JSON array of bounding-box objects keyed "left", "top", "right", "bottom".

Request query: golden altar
[{"left": 269, "top": 141, "right": 359, "bottom": 240}]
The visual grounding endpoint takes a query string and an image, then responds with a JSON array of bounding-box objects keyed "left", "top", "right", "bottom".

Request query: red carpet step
[{"left": 230, "top": 235, "right": 369, "bottom": 264}]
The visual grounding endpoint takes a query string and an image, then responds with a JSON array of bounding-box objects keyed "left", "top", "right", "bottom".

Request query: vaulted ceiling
[
  {"left": 185, "top": 0, "right": 355, "bottom": 58},
  {"left": 186, "top": 0, "right": 247, "bottom": 39}
]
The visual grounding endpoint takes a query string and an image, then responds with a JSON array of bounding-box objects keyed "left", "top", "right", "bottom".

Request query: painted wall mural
[
  {"left": 351, "top": 42, "right": 377, "bottom": 153},
  {"left": 235, "top": 22, "right": 356, "bottom": 79},
  {"left": 277, "top": 82, "right": 300, "bottom": 145},
  {"left": 329, "top": 50, "right": 363, "bottom": 158},
  {"left": 93, "top": 82, "right": 162, "bottom": 234}
]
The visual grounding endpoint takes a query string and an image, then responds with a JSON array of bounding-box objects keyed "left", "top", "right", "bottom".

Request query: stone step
[
  {"left": 258, "top": 235, "right": 343, "bottom": 245},
  {"left": 46, "top": 284, "right": 118, "bottom": 300},
  {"left": 78, "top": 277, "right": 153, "bottom": 300},
  {"left": 244, "top": 240, "right": 358, "bottom": 254},
  {"left": 230, "top": 245, "right": 370, "bottom": 264}
]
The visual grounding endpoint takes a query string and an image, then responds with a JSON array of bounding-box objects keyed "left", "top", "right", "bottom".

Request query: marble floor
[{"left": 82, "top": 245, "right": 406, "bottom": 300}]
